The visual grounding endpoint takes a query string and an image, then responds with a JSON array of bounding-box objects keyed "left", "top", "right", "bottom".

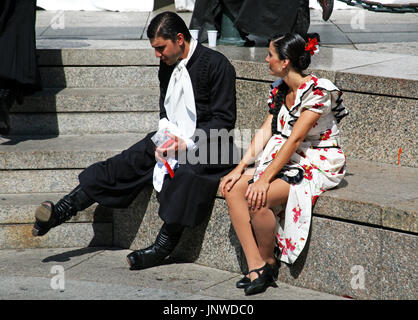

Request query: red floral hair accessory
[{"left": 305, "top": 38, "right": 319, "bottom": 56}]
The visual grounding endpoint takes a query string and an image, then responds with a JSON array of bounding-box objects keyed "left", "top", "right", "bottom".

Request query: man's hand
[{"left": 155, "top": 133, "right": 187, "bottom": 160}]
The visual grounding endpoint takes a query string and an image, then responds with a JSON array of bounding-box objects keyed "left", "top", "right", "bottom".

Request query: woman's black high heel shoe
[
  {"left": 237, "top": 258, "right": 279, "bottom": 289},
  {"left": 236, "top": 273, "right": 250, "bottom": 289},
  {"left": 244, "top": 263, "right": 276, "bottom": 296}
]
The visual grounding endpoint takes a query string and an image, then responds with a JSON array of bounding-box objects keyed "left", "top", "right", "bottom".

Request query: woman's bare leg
[
  {"left": 249, "top": 179, "right": 290, "bottom": 267},
  {"left": 225, "top": 176, "right": 290, "bottom": 281},
  {"left": 224, "top": 174, "right": 265, "bottom": 278}
]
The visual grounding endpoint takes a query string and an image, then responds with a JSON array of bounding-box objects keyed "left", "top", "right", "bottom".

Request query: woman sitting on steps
[{"left": 220, "top": 32, "right": 348, "bottom": 296}]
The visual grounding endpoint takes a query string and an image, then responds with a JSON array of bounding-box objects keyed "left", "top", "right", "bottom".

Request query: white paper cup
[
  {"left": 190, "top": 29, "right": 199, "bottom": 40},
  {"left": 207, "top": 30, "right": 218, "bottom": 47}
]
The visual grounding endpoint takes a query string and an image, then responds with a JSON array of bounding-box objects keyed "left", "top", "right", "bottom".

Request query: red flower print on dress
[
  {"left": 277, "top": 235, "right": 284, "bottom": 247},
  {"left": 280, "top": 118, "right": 285, "bottom": 127},
  {"left": 299, "top": 83, "right": 307, "bottom": 90},
  {"left": 320, "top": 155, "right": 327, "bottom": 161},
  {"left": 313, "top": 88, "right": 324, "bottom": 96},
  {"left": 311, "top": 76, "right": 318, "bottom": 86},
  {"left": 319, "top": 129, "right": 332, "bottom": 141},
  {"left": 302, "top": 165, "right": 313, "bottom": 180},
  {"left": 292, "top": 205, "right": 302, "bottom": 223},
  {"left": 311, "top": 195, "right": 319, "bottom": 206},
  {"left": 285, "top": 238, "right": 296, "bottom": 252},
  {"left": 313, "top": 103, "right": 324, "bottom": 109},
  {"left": 282, "top": 247, "right": 287, "bottom": 256}
]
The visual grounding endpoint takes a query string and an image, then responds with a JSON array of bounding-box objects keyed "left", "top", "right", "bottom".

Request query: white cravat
[
  {"left": 164, "top": 38, "right": 197, "bottom": 138},
  {"left": 152, "top": 38, "right": 198, "bottom": 192}
]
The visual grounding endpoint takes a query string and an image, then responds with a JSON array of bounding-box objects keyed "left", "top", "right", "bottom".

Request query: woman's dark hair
[
  {"left": 269, "top": 33, "right": 321, "bottom": 130},
  {"left": 147, "top": 11, "right": 191, "bottom": 42},
  {"left": 272, "top": 33, "right": 312, "bottom": 72}
]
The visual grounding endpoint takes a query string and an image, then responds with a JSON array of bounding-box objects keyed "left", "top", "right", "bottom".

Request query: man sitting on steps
[{"left": 32, "top": 11, "right": 237, "bottom": 270}]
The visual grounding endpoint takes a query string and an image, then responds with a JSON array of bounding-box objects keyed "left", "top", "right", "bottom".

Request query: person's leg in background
[{"left": 318, "top": 0, "right": 334, "bottom": 21}]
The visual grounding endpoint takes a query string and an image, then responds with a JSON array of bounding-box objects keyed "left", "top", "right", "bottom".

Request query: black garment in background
[
  {"left": 0, "top": 0, "right": 41, "bottom": 134},
  {"left": 190, "top": 0, "right": 310, "bottom": 44},
  {"left": 79, "top": 44, "right": 237, "bottom": 228},
  {"left": 0, "top": 0, "right": 40, "bottom": 91}
]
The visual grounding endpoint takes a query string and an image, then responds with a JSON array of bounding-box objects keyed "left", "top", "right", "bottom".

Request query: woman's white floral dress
[{"left": 253, "top": 76, "right": 348, "bottom": 264}]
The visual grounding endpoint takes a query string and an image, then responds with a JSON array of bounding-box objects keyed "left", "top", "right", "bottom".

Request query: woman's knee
[
  {"left": 249, "top": 206, "right": 274, "bottom": 221},
  {"left": 223, "top": 178, "right": 248, "bottom": 202}
]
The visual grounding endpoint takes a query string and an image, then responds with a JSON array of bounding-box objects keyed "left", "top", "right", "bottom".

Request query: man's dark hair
[{"left": 147, "top": 11, "right": 191, "bottom": 42}]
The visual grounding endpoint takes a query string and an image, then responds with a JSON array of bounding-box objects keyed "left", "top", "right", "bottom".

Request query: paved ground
[
  {"left": 0, "top": 247, "right": 347, "bottom": 301},
  {"left": 34, "top": 4, "right": 418, "bottom": 55}
]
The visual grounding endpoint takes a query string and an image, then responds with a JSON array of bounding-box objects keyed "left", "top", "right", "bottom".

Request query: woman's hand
[
  {"left": 245, "top": 178, "right": 270, "bottom": 211},
  {"left": 220, "top": 167, "right": 244, "bottom": 197}
]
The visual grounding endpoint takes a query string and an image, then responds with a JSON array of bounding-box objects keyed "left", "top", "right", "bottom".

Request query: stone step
[
  {"left": 0, "top": 193, "right": 112, "bottom": 224},
  {"left": 8, "top": 111, "right": 158, "bottom": 135},
  {"left": 39, "top": 66, "right": 159, "bottom": 88},
  {"left": 12, "top": 87, "right": 159, "bottom": 113},
  {"left": 36, "top": 42, "right": 157, "bottom": 66},
  {"left": 35, "top": 45, "right": 417, "bottom": 99},
  {"left": 0, "top": 133, "right": 145, "bottom": 170},
  {"left": 0, "top": 158, "right": 416, "bottom": 298},
  {"left": 0, "top": 222, "right": 113, "bottom": 249},
  {"left": 8, "top": 87, "right": 159, "bottom": 135},
  {"left": 1, "top": 132, "right": 417, "bottom": 232},
  {"left": 8, "top": 78, "right": 415, "bottom": 165},
  {"left": 1, "top": 169, "right": 82, "bottom": 194},
  {"left": 0, "top": 192, "right": 113, "bottom": 249},
  {"left": 1, "top": 157, "right": 416, "bottom": 233}
]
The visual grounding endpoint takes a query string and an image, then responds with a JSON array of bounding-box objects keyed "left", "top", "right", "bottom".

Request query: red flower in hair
[{"left": 305, "top": 38, "right": 319, "bottom": 56}]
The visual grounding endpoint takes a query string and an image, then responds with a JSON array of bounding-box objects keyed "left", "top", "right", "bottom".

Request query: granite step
[
  {"left": 39, "top": 65, "right": 159, "bottom": 88},
  {"left": 12, "top": 87, "right": 159, "bottom": 113},
  {"left": 7, "top": 87, "right": 159, "bottom": 135},
  {"left": 0, "top": 192, "right": 113, "bottom": 249},
  {"left": 1, "top": 132, "right": 417, "bottom": 234},
  {"left": 0, "top": 156, "right": 416, "bottom": 298},
  {"left": 0, "top": 133, "right": 145, "bottom": 170},
  {"left": 8, "top": 111, "right": 158, "bottom": 136},
  {"left": 1, "top": 157, "right": 416, "bottom": 233}
]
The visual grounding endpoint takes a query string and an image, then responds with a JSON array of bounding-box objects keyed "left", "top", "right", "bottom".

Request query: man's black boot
[
  {"left": 33, "top": 185, "right": 95, "bottom": 236},
  {"left": 126, "top": 223, "right": 184, "bottom": 270}
]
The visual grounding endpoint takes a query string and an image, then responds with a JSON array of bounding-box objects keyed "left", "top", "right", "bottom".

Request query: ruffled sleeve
[
  {"left": 298, "top": 87, "right": 331, "bottom": 115},
  {"left": 289, "top": 77, "right": 348, "bottom": 124}
]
